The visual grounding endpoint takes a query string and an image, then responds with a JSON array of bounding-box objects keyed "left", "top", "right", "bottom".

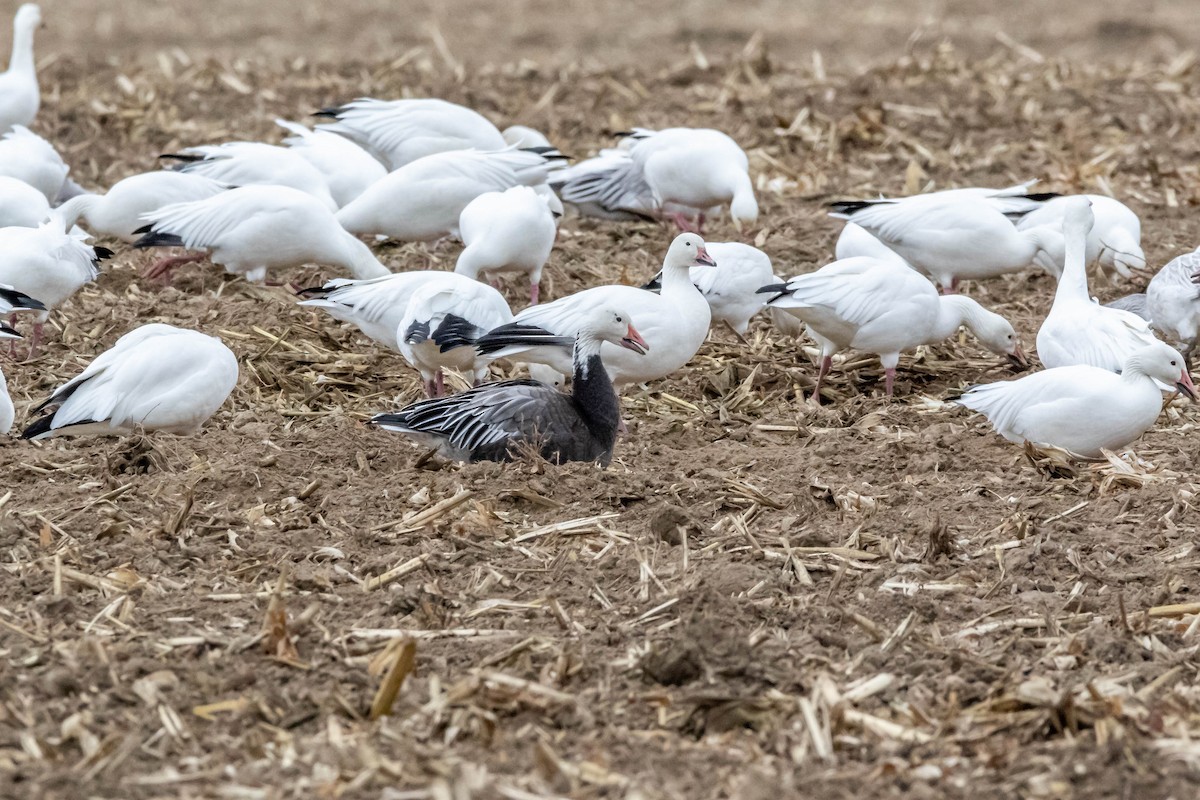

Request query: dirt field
[{"left": 4, "top": 2, "right": 1200, "bottom": 799}]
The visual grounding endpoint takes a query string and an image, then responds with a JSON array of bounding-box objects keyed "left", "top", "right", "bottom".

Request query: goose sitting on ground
[
  {"left": 642, "top": 241, "right": 775, "bottom": 337},
  {"left": 161, "top": 142, "right": 337, "bottom": 211},
  {"left": 56, "top": 171, "right": 228, "bottom": 241},
  {"left": 335, "top": 147, "right": 566, "bottom": 242},
  {"left": 828, "top": 189, "right": 1063, "bottom": 291},
  {"left": 759, "top": 255, "right": 1028, "bottom": 400},
  {"left": 955, "top": 341, "right": 1195, "bottom": 459},
  {"left": 0, "top": 4, "right": 40, "bottom": 133},
  {"left": 0, "top": 222, "right": 111, "bottom": 358},
  {"left": 0, "top": 126, "right": 69, "bottom": 201},
  {"left": 469, "top": 234, "right": 716, "bottom": 389},
  {"left": 455, "top": 186, "right": 559, "bottom": 305},
  {"left": 22, "top": 324, "right": 239, "bottom": 440},
  {"left": 133, "top": 185, "right": 392, "bottom": 284},
  {"left": 369, "top": 306, "right": 647, "bottom": 465},
  {"left": 1014, "top": 194, "right": 1145, "bottom": 280},
  {"left": 1036, "top": 198, "right": 1161, "bottom": 375},
  {"left": 314, "top": 97, "right": 507, "bottom": 170},
  {"left": 555, "top": 128, "right": 758, "bottom": 232},
  {"left": 276, "top": 119, "right": 387, "bottom": 208}
]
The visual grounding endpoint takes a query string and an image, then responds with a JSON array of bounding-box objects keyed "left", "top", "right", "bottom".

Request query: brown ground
[{"left": 4, "top": 3, "right": 1200, "bottom": 800}]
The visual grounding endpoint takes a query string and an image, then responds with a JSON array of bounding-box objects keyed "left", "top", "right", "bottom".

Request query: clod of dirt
[
  {"left": 649, "top": 502, "right": 701, "bottom": 545},
  {"left": 641, "top": 641, "right": 703, "bottom": 686}
]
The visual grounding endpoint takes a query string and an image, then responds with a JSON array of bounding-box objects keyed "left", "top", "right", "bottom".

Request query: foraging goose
[
  {"left": 56, "top": 171, "right": 227, "bottom": 242},
  {"left": 1142, "top": 248, "right": 1200, "bottom": 358},
  {"left": 276, "top": 119, "right": 387, "bottom": 208},
  {"left": 956, "top": 341, "right": 1195, "bottom": 458},
  {"left": 0, "top": 4, "right": 39, "bottom": 133},
  {"left": 315, "top": 97, "right": 507, "bottom": 170},
  {"left": 455, "top": 186, "right": 559, "bottom": 305},
  {"left": 1036, "top": 198, "right": 1161, "bottom": 374},
  {"left": 22, "top": 324, "right": 239, "bottom": 440},
  {"left": 0, "top": 126, "right": 69, "bottom": 201},
  {"left": 834, "top": 222, "right": 911, "bottom": 267},
  {"left": 0, "top": 222, "right": 110, "bottom": 357},
  {"left": 550, "top": 143, "right": 651, "bottom": 222},
  {"left": 829, "top": 191, "right": 1063, "bottom": 291},
  {"left": 162, "top": 142, "right": 337, "bottom": 211},
  {"left": 472, "top": 234, "right": 716, "bottom": 388},
  {"left": 369, "top": 306, "right": 648, "bottom": 465},
  {"left": 133, "top": 185, "right": 391, "bottom": 284},
  {"left": 555, "top": 128, "right": 758, "bottom": 231},
  {"left": 336, "top": 147, "right": 566, "bottom": 242},
  {"left": 643, "top": 242, "right": 775, "bottom": 337},
  {"left": 0, "top": 364, "right": 11, "bottom": 433},
  {"left": 1015, "top": 194, "right": 1145, "bottom": 280},
  {"left": 759, "top": 256, "right": 1027, "bottom": 399},
  {"left": 0, "top": 174, "right": 49, "bottom": 227}
]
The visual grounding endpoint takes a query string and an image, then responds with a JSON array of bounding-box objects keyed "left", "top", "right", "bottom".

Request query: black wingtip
[
  {"left": 367, "top": 412, "right": 411, "bottom": 431},
  {"left": 403, "top": 319, "right": 432, "bottom": 346},
  {"left": 639, "top": 271, "right": 663, "bottom": 293},
  {"left": 520, "top": 145, "right": 570, "bottom": 161},
  {"left": 473, "top": 323, "right": 575, "bottom": 356},
  {"left": 132, "top": 229, "right": 185, "bottom": 250},
  {"left": 295, "top": 285, "right": 329, "bottom": 298},
  {"left": 313, "top": 105, "right": 344, "bottom": 119},
  {"left": 0, "top": 286, "right": 46, "bottom": 312},
  {"left": 20, "top": 415, "right": 54, "bottom": 440},
  {"left": 159, "top": 153, "right": 202, "bottom": 163},
  {"left": 93, "top": 246, "right": 115, "bottom": 261},
  {"left": 431, "top": 314, "right": 483, "bottom": 353},
  {"left": 0, "top": 321, "right": 20, "bottom": 338},
  {"left": 1018, "top": 192, "right": 1062, "bottom": 202},
  {"left": 756, "top": 282, "right": 790, "bottom": 295},
  {"left": 828, "top": 199, "right": 888, "bottom": 215}
]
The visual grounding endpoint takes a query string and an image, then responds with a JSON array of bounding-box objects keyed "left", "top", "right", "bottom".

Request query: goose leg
[
  {"left": 144, "top": 252, "right": 205, "bottom": 283},
  {"left": 884, "top": 367, "right": 896, "bottom": 397},
  {"left": 24, "top": 322, "right": 43, "bottom": 361},
  {"left": 668, "top": 211, "right": 700, "bottom": 233},
  {"left": 434, "top": 371, "right": 445, "bottom": 397},
  {"left": 813, "top": 355, "right": 832, "bottom": 403},
  {"left": 940, "top": 277, "right": 960, "bottom": 295},
  {"left": 529, "top": 281, "right": 540, "bottom": 306},
  {"left": 423, "top": 378, "right": 437, "bottom": 398}
]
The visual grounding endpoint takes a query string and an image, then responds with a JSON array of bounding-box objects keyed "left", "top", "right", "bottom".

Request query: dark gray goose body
[{"left": 369, "top": 307, "right": 648, "bottom": 465}]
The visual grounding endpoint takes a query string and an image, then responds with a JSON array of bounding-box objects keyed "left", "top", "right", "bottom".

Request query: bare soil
[{"left": 4, "top": 4, "right": 1200, "bottom": 800}]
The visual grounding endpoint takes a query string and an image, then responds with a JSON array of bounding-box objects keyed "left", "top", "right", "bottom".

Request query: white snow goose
[
  {"left": 56, "top": 171, "right": 227, "bottom": 242},
  {"left": 368, "top": 306, "right": 647, "bottom": 465},
  {"left": 955, "top": 341, "right": 1196, "bottom": 459},
  {"left": 0, "top": 174, "right": 50, "bottom": 227},
  {"left": 0, "top": 4, "right": 39, "bottom": 133},
  {"left": 276, "top": 119, "right": 387, "bottom": 208},
  {"left": 22, "top": 324, "right": 238, "bottom": 440},
  {"left": 759, "top": 255, "right": 1027, "bottom": 400},
  {"left": 502, "top": 125, "right": 552, "bottom": 149},
  {"left": 1134, "top": 247, "right": 1200, "bottom": 359},
  {"left": 643, "top": 241, "right": 776, "bottom": 337},
  {"left": 1036, "top": 198, "right": 1162, "bottom": 375},
  {"left": 554, "top": 128, "right": 758, "bottom": 232},
  {"left": 335, "top": 147, "right": 566, "bottom": 242},
  {"left": 133, "top": 185, "right": 391, "bottom": 284},
  {"left": 828, "top": 188, "right": 1064, "bottom": 291},
  {"left": 0, "top": 363, "right": 12, "bottom": 434},
  {"left": 0, "top": 221, "right": 111, "bottom": 357},
  {"left": 314, "top": 97, "right": 507, "bottom": 170},
  {"left": 161, "top": 142, "right": 337, "bottom": 211},
  {"left": 469, "top": 233, "right": 716, "bottom": 389},
  {"left": 455, "top": 185, "right": 559, "bottom": 305},
  {"left": 0, "top": 125, "right": 69, "bottom": 201},
  {"left": 1014, "top": 194, "right": 1145, "bottom": 280}
]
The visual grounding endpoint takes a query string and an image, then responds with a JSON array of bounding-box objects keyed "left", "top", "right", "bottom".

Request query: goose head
[
  {"left": 665, "top": 233, "right": 716, "bottom": 270},
  {"left": 971, "top": 308, "right": 1028, "bottom": 368},
  {"left": 579, "top": 307, "right": 649, "bottom": 355},
  {"left": 1061, "top": 196, "right": 1095, "bottom": 238},
  {"left": 1129, "top": 342, "right": 1197, "bottom": 400},
  {"left": 15, "top": 4, "right": 40, "bottom": 31}
]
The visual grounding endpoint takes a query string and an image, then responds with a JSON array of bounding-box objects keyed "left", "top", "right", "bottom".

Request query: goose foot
[{"left": 144, "top": 253, "right": 205, "bottom": 283}]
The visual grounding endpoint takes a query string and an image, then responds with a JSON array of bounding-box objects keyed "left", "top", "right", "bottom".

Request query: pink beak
[
  {"left": 694, "top": 246, "right": 717, "bottom": 267},
  {"left": 1177, "top": 370, "right": 1198, "bottom": 401},
  {"left": 620, "top": 324, "right": 649, "bottom": 355}
]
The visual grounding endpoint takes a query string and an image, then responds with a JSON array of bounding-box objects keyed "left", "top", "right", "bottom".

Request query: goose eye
[
  {"left": 1171, "top": 360, "right": 1177, "bottom": 366},
  {"left": 616, "top": 316, "right": 623, "bottom": 322}
]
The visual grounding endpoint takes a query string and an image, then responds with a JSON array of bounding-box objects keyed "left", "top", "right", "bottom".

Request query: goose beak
[
  {"left": 620, "top": 324, "right": 649, "bottom": 355},
  {"left": 1006, "top": 344, "right": 1029, "bottom": 369},
  {"left": 1176, "top": 370, "right": 1197, "bottom": 401},
  {"left": 694, "top": 246, "right": 717, "bottom": 267}
]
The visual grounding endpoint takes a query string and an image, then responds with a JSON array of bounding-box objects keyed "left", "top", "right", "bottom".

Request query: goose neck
[
  {"left": 9, "top": 15, "right": 35, "bottom": 74},
  {"left": 1053, "top": 223, "right": 1091, "bottom": 302},
  {"left": 571, "top": 335, "right": 621, "bottom": 439},
  {"left": 931, "top": 295, "right": 979, "bottom": 341}
]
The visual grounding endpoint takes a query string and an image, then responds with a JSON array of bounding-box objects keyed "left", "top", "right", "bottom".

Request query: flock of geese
[{"left": 1, "top": 4, "right": 1198, "bottom": 464}]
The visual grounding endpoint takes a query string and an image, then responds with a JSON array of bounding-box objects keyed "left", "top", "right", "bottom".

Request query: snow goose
[
  {"left": 56, "top": 171, "right": 227, "bottom": 242},
  {"left": 829, "top": 192, "right": 1064, "bottom": 291},
  {"left": 759, "top": 256, "right": 1027, "bottom": 399},
  {"left": 133, "top": 185, "right": 391, "bottom": 284},
  {"left": 455, "top": 185, "right": 558, "bottom": 305},
  {"left": 0, "top": 174, "right": 48, "bottom": 227},
  {"left": 1142, "top": 248, "right": 1200, "bottom": 359},
  {"left": 556, "top": 128, "right": 757, "bottom": 231},
  {"left": 502, "top": 125, "right": 552, "bottom": 148},
  {"left": 643, "top": 241, "right": 775, "bottom": 337},
  {"left": 1015, "top": 194, "right": 1144, "bottom": 280},
  {"left": 314, "top": 97, "right": 507, "bottom": 170},
  {"left": 0, "top": 364, "right": 11, "bottom": 433},
  {"left": 1036, "top": 198, "right": 1161, "bottom": 374},
  {"left": 1, "top": 283, "right": 45, "bottom": 337},
  {"left": 22, "top": 324, "right": 239, "bottom": 440},
  {"left": 276, "top": 119, "right": 386, "bottom": 208},
  {"left": 471, "top": 233, "right": 716, "bottom": 389},
  {"left": 0, "top": 221, "right": 110, "bottom": 357},
  {"left": 299, "top": 272, "right": 431, "bottom": 350},
  {"left": 0, "top": 4, "right": 39, "bottom": 133},
  {"left": 369, "top": 306, "right": 647, "bottom": 465},
  {"left": 0, "top": 126, "right": 68, "bottom": 201},
  {"left": 550, "top": 143, "right": 651, "bottom": 222},
  {"left": 956, "top": 341, "right": 1195, "bottom": 458},
  {"left": 1105, "top": 292, "right": 1148, "bottom": 319},
  {"left": 162, "top": 142, "right": 336, "bottom": 211},
  {"left": 335, "top": 147, "right": 566, "bottom": 242}
]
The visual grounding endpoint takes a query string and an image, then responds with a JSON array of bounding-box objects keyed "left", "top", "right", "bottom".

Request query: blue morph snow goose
[
  {"left": 22, "top": 324, "right": 239, "bottom": 439},
  {"left": 369, "top": 306, "right": 648, "bottom": 466}
]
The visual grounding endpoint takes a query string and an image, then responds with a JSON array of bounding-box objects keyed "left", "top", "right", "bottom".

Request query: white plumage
[
  {"left": 688, "top": 242, "right": 775, "bottom": 336},
  {"left": 336, "top": 148, "right": 565, "bottom": 242},
  {"left": 956, "top": 341, "right": 1195, "bottom": 458},
  {"left": 1145, "top": 248, "right": 1200, "bottom": 358},
  {"left": 22, "top": 324, "right": 239, "bottom": 439},
  {"left": 0, "top": 126, "right": 69, "bottom": 201},
  {"left": 1016, "top": 194, "right": 1144, "bottom": 280},
  {"left": 455, "top": 186, "right": 559, "bottom": 305},
  {"left": 0, "top": 364, "right": 12, "bottom": 434},
  {"left": 762, "top": 256, "right": 1027, "bottom": 398},
  {"left": 276, "top": 119, "right": 387, "bottom": 208},
  {"left": 135, "top": 185, "right": 391, "bottom": 284},
  {"left": 0, "top": 4, "right": 39, "bottom": 133},
  {"left": 315, "top": 97, "right": 507, "bottom": 170},
  {"left": 165, "top": 142, "right": 337, "bottom": 211},
  {"left": 0, "top": 174, "right": 49, "bottom": 227},
  {"left": 57, "top": 171, "right": 228, "bottom": 242}
]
